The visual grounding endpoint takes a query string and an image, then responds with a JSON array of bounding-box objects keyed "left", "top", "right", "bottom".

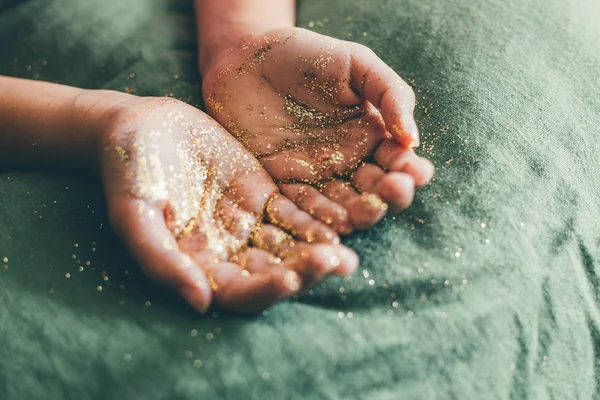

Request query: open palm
[
  {"left": 99, "top": 96, "right": 357, "bottom": 313},
  {"left": 203, "top": 27, "right": 434, "bottom": 234}
]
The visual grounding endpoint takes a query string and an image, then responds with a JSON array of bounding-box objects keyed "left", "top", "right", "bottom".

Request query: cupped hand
[
  {"left": 97, "top": 95, "right": 358, "bottom": 313},
  {"left": 202, "top": 27, "right": 434, "bottom": 234}
]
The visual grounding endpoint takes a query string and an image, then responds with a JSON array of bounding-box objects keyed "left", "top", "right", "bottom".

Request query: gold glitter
[
  {"left": 206, "top": 272, "right": 218, "bottom": 291},
  {"left": 362, "top": 194, "right": 387, "bottom": 212},
  {"left": 283, "top": 95, "right": 355, "bottom": 131},
  {"left": 240, "top": 270, "right": 251, "bottom": 278},
  {"left": 268, "top": 256, "right": 282, "bottom": 265},
  {"left": 330, "top": 255, "right": 341, "bottom": 267},
  {"left": 283, "top": 271, "right": 301, "bottom": 291},
  {"left": 181, "top": 254, "right": 194, "bottom": 269},
  {"left": 205, "top": 93, "right": 224, "bottom": 117}
]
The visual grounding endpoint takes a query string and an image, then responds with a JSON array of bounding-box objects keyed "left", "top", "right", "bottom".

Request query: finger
[
  {"left": 265, "top": 193, "right": 339, "bottom": 244},
  {"left": 375, "top": 139, "right": 435, "bottom": 187},
  {"left": 231, "top": 248, "right": 283, "bottom": 273},
  {"left": 251, "top": 224, "right": 359, "bottom": 283},
  {"left": 292, "top": 243, "right": 359, "bottom": 283},
  {"left": 233, "top": 247, "right": 356, "bottom": 279},
  {"left": 344, "top": 44, "right": 419, "bottom": 148},
  {"left": 282, "top": 243, "right": 359, "bottom": 288},
  {"left": 279, "top": 183, "right": 353, "bottom": 234},
  {"left": 205, "top": 261, "right": 301, "bottom": 313},
  {"left": 322, "top": 179, "right": 388, "bottom": 230},
  {"left": 107, "top": 196, "right": 212, "bottom": 314},
  {"left": 352, "top": 163, "right": 416, "bottom": 212},
  {"left": 250, "top": 223, "right": 296, "bottom": 257}
]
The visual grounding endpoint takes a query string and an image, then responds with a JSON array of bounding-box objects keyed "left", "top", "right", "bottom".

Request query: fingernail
[
  {"left": 179, "top": 285, "right": 210, "bottom": 315},
  {"left": 337, "top": 247, "right": 359, "bottom": 275},
  {"left": 283, "top": 271, "right": 301, "bottom": 292},
  {"left": 323, "top": 247, "right": 341, "bottom": 267},
  {"left": 323, "top": 230, "right": 340, "bottom": 245},
  {"left": 405, "top": 116, "right": 420, "bottom": 148},
  {"left": 339, "top": 224, "right": 354, "bottom": 235}
]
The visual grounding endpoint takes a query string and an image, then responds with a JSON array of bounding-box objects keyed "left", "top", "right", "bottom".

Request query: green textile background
[{"left": 1, "top": 0, "right": 599, "bottom": 398}]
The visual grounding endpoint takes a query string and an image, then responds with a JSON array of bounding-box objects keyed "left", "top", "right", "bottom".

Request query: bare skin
[
  {"left": 0, "top": 78, "right": 358, "bottom": 314},
  {"left": 100, "top": 96, "right": 360, "bottom": 313},
  {"left": 201, "top": 28, "right": 435, "bottom": 233}
]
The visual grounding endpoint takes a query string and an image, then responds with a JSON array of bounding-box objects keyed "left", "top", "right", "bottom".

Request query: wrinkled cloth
[{"left": 1, "top": 0, "right": 599, "bottom": 398}]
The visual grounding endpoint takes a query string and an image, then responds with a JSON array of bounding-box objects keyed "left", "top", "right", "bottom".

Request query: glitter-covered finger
[
  {"left": 282, "top": 243, "right": 359, "bottom": 288},
  {"left": 265, "top": 193, "right": 339, "bottom": 244},
  {"left": 374, "top": 138, "right": 435, "bottom": 187},
  {"left": 250, "top": 224, "right": 297, "bottom": 258},
  {"left": 107, "top": 197, "right": 213, "bottom": 314},
  {"left": 322, "top": 179, "right": 387, "bottom": 230},
  {"left": 250, "top": 223, "right": 358, "bottom": 284},
  {"left": 278, "top": 183, "right": 352, "bottom": 234},
  {"left": 351, "top": 163, "right": 416, "bottom": 212},
  {"left": 203, "top": 262, "right": 301, "bottom": 313},
  {"left": 347, "top": 44, "right": 419, "bottom": 147},
  {"left": 231, "top": 248, "right": 283, "bottom": 273}
]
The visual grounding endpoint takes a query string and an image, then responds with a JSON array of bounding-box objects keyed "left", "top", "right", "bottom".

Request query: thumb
[
  {"left": 344, "top": 43, "right": 419, "bottom": 148},
  {"left": 108, "top": 195, "right": 213, "bottom": 314}
]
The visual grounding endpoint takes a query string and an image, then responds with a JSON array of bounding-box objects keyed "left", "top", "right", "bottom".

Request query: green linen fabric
[{"left": 1, "top": 0, "right": 600, "bottom": 398}]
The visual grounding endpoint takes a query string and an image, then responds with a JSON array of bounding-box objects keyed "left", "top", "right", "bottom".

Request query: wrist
[
  {"left": 198, "top": 23, "right": 263, "bottom": 76},
  {"left": 195, "top": 0, "right": 296, "bottom": 75},
  {"left": 69, "top": 89, "right": 136, "bottom": 173}
]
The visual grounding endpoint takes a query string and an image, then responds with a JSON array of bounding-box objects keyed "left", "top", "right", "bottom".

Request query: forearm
[
  {"left": 0, "top": 77, "right": 119, "bottom": 173},
  {"left": 196, "top": 0, "right": 296, "bottom": 75}
]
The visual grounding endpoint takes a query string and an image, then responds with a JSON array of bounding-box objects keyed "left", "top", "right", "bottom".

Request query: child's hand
[
  {"left": 202, "top": 28, "right": 434, "bottom": 234},
  {"left": 97, "top": 95, "right": 358, "bottom": 313}
]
